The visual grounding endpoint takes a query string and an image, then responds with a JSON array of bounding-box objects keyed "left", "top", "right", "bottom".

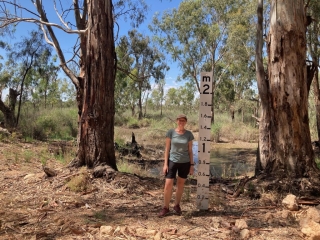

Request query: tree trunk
[
  {"left": 72, "top": 0, "right": 117, "bottom": 170},
  {"left": 144, "top": 91, "right": 149, "bottom": 117},
  {"left": 308, "top": 14, "right": 320, "bottom": 143},
  {"left": 257, "top": 0, "right": 318, "bottom": 178},
  {"left": 313, "top": 71, "right": 320, "bottom": 142},
  {"left": 0, "top": 88, "right": 19, "bottom": 128},
  {"left": 138, "top": 81, "right": 143, "bottom": 119}
]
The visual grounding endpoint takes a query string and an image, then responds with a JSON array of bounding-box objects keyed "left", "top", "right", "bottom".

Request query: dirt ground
[{"left": 0, "top": 129, "right": 314, "bottom": 240}]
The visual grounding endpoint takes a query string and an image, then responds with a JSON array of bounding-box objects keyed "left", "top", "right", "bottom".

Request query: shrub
[
  {"left": 66, "top": 168, "right": 89, "bottom": 192},
  {"left": 211, "top": 123, "right": 222, "bottom": 142},
  {"left": 126, "top": 117, "right": 139, "bottom": 129},
  {"left": 19, "top": 107, "right": 77, "bottom": 141}
]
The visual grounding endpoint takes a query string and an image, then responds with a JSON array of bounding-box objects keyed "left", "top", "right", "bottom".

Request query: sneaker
[
  {"left": 158, "top": 207, "right": 169, "bottom": 218},
  {"left": 173, "top": 204, "right": 182, "bottom": 215}
]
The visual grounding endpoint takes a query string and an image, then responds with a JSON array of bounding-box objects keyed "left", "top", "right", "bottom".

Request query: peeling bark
[
  {"left": 256, "top": 0, "right": 319, "bottom": 178},
  {"left": 72, "top": 0, "right": 117, "bottom": 170}
]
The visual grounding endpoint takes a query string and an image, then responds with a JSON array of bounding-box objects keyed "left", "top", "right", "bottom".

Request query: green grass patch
[
  {"left": 66, "top": 169, "right": 89, "bottom": 192},
  {"left": 19, "top": 107, "right": 77, "bottom": 141},
  {"left": 23, "top": 150, "right": 33, "bottom": 163}
]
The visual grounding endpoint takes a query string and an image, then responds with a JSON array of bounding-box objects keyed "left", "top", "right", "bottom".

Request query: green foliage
[
  {"left": 19, "top": 106, "right": 77, "bottom": 141},
  {"left": 116, "top": 114, "right": 152, "bottom": 129},
  {"left": 114, "top": 137, "right": 126, "bottom": 149},
  {"left": 54, "top": 153, "right": 66, "bottom": 164},
  {"left": 145, "top": 119, "right": 169, "bottom": 140},
  {"left": 211, "top": 122, "right": 222, "bottom": 143},
  {"left": 115, "top": 29, "right": 168, "bottom": 118},
  {"left": 23, "top": 150, "right": 33, "bottom": 162},
  {"left": 126, "top": 117, "right": 140, "bottom": 129},
  {"left": 212, "top": 112, "right": 258, "bottom": 142}
]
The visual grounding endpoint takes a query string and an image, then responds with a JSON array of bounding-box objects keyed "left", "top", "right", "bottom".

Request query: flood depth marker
[{"left": 197, "top": 72, "right": 213, "bottom": 210}]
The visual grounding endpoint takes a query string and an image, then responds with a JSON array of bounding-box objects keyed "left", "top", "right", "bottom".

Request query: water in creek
[
  {"left": 194, "top": 141, "right": 256, "bottom": 178},
  {"left": 150, "top": 142, "right": 256, "bottom": 178}
]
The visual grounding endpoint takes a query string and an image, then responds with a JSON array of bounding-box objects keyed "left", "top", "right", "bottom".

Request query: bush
[
  {"left": 19, "top": 107, "right": 77, "bottom": 141},
  {"left": 127, "top": 117, "right": 140, "bottom": 129},
  {"left": 211, "top": 123, "right": 222, "bottom": 142}
]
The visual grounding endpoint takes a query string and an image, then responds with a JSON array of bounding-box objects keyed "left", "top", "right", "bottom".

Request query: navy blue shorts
[{"left": 165, "top": 160, "right": 191, "bottom": 179}]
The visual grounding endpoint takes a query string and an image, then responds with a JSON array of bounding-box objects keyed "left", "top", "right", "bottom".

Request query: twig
[
  {"left": 81, "top": 187, "right": 99, "bottom": 195},
  {"left": 138, "top": 220, "right": 148, "bottom": 229},
  {"left": 241, "top": 205, "right": 277, "bottom": 218},
  {"left": 145, "top": 191, "right": 158, "bottom": 197},
  {"left": 61, "top": 172, "right": 84, "bottom": 179},
  {"left": 183, "top": 226, "right": 199, "bottom": 234}
]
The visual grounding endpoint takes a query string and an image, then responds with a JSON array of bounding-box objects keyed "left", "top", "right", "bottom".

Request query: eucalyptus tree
[
  {"left": 150, "top": 78, "right": 166, "bottom": 114},
  {"left": 151, "top": 0, "right": 255, "bottom": 122},
  {"left": 0, "top": 30, "right": 51, "bottom": 128},
  {"left": 59, "top": 78, "right": 76, "bottom": 105},
  {"left": 115, "top": 39, "right": 139, "bottom": 116},
  {"left": 150, "top": 88, "right": 161, "bottom": 111},
  {"left": 177, "top": 82, "right": 196, "bottom": 114},
  {"left": 117, "top": 29, "right": 168, "bottom": 119},
  {"left": 306, "top": 0, "right": 320, "bottom": 143},
  {"left": 165, "top": 87, "right": 180, "bottom": 110},
  {"left": 156, "top": 78, "right": 166, "bottom": 115},
  {"left": 223, "top": 0, "right": 257, "bottom": 122},
  {"left": 256, "top": 0, "right": 320, "bottom": 181},
  {"left": 0, "top": 0, "right": 147, "bottom": 169},
  {"left": 116, "top": 69, "right": 140, "bottom": 116},
  {"left": 33, "top": 54, "right": 60, "bottom": 109}
]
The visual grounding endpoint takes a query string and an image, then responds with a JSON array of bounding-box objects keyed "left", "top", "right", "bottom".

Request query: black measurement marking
[{"left": 202, "top": 76, "right": 211, "bottom": 82}]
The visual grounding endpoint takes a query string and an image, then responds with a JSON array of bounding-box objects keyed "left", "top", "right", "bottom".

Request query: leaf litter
[{"left": 0, "top": 139, "right": 309, "bottom": 240}]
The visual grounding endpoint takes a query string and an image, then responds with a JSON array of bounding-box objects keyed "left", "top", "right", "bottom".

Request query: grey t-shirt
[{"left": 166, "top": 129, "right": 194, "bottom": 163}]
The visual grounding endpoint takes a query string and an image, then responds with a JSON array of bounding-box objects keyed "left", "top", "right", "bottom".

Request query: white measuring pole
[{"left": 197, "top": 72, "right": 213, "bottom": 210}]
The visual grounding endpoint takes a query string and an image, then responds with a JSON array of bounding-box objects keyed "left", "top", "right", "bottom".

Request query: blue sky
[
  {"left": 116, "top": 0, "right": 184, "bottom": 91},
  {"left": 0, "top": 0, "right": 184, "bottom": 100}
]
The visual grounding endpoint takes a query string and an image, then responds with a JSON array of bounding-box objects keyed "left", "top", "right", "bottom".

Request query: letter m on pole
[{"left": 202, "top": 76, "right": 211, "bottom": 82}]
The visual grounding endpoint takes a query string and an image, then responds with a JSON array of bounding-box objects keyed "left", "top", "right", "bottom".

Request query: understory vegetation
[
  {"left": 2, "top": 99, "right": 320, "bottom": 146},
  {"left": 1, "top": 99, "right": 320, "bottom": 178}
]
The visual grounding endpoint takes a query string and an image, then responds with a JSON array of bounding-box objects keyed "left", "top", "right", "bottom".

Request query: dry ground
[{"left": 0, "top": 128, "right": 313, "bottom": 239}]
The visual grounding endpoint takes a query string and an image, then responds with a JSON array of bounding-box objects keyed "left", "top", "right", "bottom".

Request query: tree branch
[
  {"left": 0, "top": 17, "right": 87, "bottom": 34},
  {"left": 0, "top": 0, "right": 40, "bottom": 18},
  {"left": 256, "top": 0, "right": 268, "bottom": 104},
  {"left": 34, "top": 0, "right": 80, "bottom": 89},
  {"left": 53, "top": 0, "right": 71, "bottom": 30}
]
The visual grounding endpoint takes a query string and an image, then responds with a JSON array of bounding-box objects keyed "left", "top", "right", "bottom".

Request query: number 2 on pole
[{"left": 202, "top": 84, "right": 210, "bottom": 94}]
